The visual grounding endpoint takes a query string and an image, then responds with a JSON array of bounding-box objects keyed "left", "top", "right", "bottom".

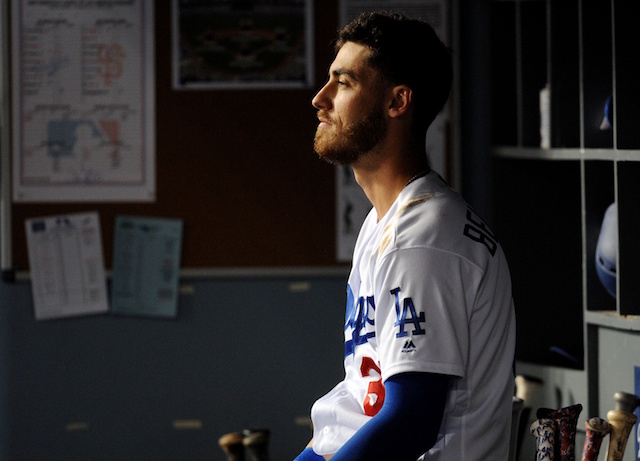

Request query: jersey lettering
[
  {"left": 360, "top": 356, "right": 385, "bottom": 416},
  {"left": 344, "top": 291, "right": 376, "bottom": 357},
  {"left": 391, "top": 287, "right": 426, "bottom": 338},
  {"left": 463, "top": 208, "right": 497, "bottom": 256}
]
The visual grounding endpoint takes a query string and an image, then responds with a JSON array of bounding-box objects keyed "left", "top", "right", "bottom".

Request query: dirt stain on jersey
[
  {"left": 379, "top": 194, "right": 433, "bottom": 256},
  {"left": 400, "top": 194, "right": 433, "bottom": 212}
]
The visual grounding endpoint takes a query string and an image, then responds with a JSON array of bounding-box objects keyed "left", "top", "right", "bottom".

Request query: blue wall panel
[{"left": 0, "top": 275, "right": 347, "bottom": 460}]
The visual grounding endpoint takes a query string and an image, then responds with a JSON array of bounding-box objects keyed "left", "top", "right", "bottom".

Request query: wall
[
  {"left": 0, "top": 274, "right": 347, "bottom": 460},
  {"left": 1, "top": 2, "right": 348, "bottom": 457},
  {"left": 596, "top": 327, "right": 640, "bottom": 461}
]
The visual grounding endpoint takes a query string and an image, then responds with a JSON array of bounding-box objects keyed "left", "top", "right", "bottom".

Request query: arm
[
  {"left": 292, "top": 372, "right": 447, "bottom": 461},
  {"left": 329, "top": 371, "right": 448, "bottom": 461}
]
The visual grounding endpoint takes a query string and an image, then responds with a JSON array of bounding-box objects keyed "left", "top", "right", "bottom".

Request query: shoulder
[
  {"left": 387, "top": 174, "right": 500, "bottom": 265},
  {"left": 394, "top": 175, "right": 468, "bottom": 245}
]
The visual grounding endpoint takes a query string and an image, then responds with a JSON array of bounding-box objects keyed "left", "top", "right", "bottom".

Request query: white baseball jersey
[{"left": 311, "top": 170, "right": 516, "bottom": 460}]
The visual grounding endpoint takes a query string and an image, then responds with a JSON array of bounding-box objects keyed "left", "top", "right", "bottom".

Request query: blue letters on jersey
[
  {"left": 344, "top": 285, "right": 427, "bottom": 358},
  {"left": 344, "top": 284, "right": 376, "bottom": 358}
]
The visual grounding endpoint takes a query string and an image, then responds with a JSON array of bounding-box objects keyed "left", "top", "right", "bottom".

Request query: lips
[{"left": 317, "top": 111, "right": 332, "bottom": 126}]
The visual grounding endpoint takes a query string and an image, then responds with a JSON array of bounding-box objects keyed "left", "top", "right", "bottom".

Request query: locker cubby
[
  {"left": 489, "top": 0, "right": 640, "bottom": 374},
  {"left": 584, "top": 160, "right": 615, "bottom": 312},
  {"left": 617, "top": 161, "right": 640, "bottom": 316},
  {"left": 582, "top": 0, "right": 613, "bottom": 149},
  {"left": 614, "top": 1, "right": 640, "bottom": 150}
]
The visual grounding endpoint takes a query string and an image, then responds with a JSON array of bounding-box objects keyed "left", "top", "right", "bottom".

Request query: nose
[{"left": 312, "top": 82, "right": 330, "bottom": 110}]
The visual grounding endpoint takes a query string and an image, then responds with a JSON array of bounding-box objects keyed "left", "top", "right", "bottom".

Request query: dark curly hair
[{"left": 336, "top": 11, "right": 452, "bottom": 137}]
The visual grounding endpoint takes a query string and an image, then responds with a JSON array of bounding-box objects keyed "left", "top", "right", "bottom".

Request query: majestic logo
[{"left": 401, "top": 339, "right": 417, "bottom": 354}]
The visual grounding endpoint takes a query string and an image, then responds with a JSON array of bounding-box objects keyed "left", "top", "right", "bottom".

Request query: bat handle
[
  {"left": 581, "top": 417, "right": 611, "bottom": 461},
  {"left": 613, "top": 391, "right": 640, "bottom": 413},
  {"left": 515, "top": 374, "right": 544, "bottom": 405},
  {"left": 605, "top": 409, "right": 638, "bottom": 461},
  {"left": 219, "top": 432, "right": 245, "bottom": 461},
  {"left": 556, "top": 404, "right": 583, "bottom": 461},
  {"left": 531, "top": 418, "right": 557, "bottom": 461},
  {"left": 538, "top": 403, "right": 583, "bottom": 461},
  {"left": 243, "top": 429, "right": 271, "bottom": 461}
]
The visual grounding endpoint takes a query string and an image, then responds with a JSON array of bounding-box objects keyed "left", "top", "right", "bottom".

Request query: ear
[{"left": 388, "top": 85, "right": 413, "bottom": 119}]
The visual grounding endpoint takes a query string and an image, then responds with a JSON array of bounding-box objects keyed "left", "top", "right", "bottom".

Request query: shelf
[
  {"left": 585, "top": 311, "right": 640, "bottom": 332},
  {"left": 490, "top": 0, "right": 640, "bottom": 378},
  {"left": 493, "top": 146, "right": 640, "bottom": 161}
]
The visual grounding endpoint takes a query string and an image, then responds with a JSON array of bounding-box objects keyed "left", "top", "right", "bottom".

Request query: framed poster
[
  {"left": 11, "top": 0, "right": 155, "bottom": 202},
  {"left": 173, "top": 0, "right": 314, "bottom": 89}
]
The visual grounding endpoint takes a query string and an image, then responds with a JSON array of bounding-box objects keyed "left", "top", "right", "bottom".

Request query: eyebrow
[{"left": 331, "top": 67, "right": 359, "bottom": 81}]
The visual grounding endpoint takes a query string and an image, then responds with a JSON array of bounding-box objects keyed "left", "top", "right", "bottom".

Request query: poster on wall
[
  {"left": 172, "top": 0, "right": 314, "bottom": 89},
  {"left": 11, "top": 0, "right": 155, "bottom": 202},
  {"left": 335, "top": 166, "right": 371, "bottom": 262},
  {"left": 335, "top": 0, "right": 450, "bottom": 261}
]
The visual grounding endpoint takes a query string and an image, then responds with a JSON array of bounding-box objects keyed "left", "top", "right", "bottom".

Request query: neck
[{"left": 352, "top": 146, "right": 429, "bottom": 221}]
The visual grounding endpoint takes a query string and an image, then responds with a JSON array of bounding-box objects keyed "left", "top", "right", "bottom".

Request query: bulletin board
[{"left": 2, "top": 2, "right": 346, "bottom": 275}]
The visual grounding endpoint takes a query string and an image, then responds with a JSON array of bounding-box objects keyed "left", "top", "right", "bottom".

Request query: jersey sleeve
[{"left": 373, "top": 246, "right": 482, "bottom": 382}]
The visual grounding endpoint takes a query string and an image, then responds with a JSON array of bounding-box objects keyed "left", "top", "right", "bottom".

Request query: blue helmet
[{"left": 595, "top": 203, "right": 617, "bottom": 297}]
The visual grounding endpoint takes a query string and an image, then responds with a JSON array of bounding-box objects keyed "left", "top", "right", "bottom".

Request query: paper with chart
[
  {"left": 25, "top": 212, "right": 109, "bottom": 320},
  {"left": 11, "top": 0, "right": 155, "bottom": 202},
  {"left": 111, "top": 216, "right": 183, "bottom": 318}
]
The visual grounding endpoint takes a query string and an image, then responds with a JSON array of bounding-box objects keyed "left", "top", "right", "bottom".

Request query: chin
[
  {"left": 317, "top": 150, "right": 358, "bottom": 167},
  {"left": 314, "top": 134, "right": 363, "bottom": 166},
  {"left": 314, "top": 146, "right": 340, "bottom": 165}
]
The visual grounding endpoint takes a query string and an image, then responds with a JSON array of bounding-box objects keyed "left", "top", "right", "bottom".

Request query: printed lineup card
[
  {"left": 111, "top": 216, "right": 183, "bottom": 318},
  {"left": 25, "top": 212, "right": 109, "bottom": 320}
]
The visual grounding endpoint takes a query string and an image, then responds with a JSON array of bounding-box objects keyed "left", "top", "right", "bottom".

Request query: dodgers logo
[{"left": 391, "top": 287, "right": 426, "bottom": 338}]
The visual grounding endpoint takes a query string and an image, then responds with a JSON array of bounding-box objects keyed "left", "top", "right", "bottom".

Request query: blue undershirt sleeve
[{"left": 328, "top": 372, "right": 449, "bottom": 461}]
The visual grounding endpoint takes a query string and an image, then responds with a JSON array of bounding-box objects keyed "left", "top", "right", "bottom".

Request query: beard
[{"left": 314, "top": 105, "right": 388, "bottom": 166}]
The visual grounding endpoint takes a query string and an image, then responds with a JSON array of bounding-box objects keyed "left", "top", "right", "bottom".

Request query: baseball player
[{"left": 293, "top": 11, "right": 516, "bottom": 461}]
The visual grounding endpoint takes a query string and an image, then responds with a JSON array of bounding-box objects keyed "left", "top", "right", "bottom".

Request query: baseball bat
[
  {"left": 613, "top": 391, "right": 640, "bottom": 413},
  {"left": 604, "top": 409, "right": 637, "bottom": 461},
  {"left": 515, "top": 375, "right": 544, "bottom": 459},
  {"left": 219, "top": 432, "right": 245, "bottom": 461},
  {"left": 242, "top": 429, "right": 271, "bottom": 461},
  {"left": 531, "top": 418, "right": 557, "bottom": 461},
  {"left": 516, "top": 375, "right": 544, "bottom": 405},
  {"left": 537, "top": 403, "right": 583, "bottom": 461},
  {"left": 510, "top": 397, "right": 524, "bottom": 461},
  {"left": 580, "top": 417, "right": 610, "bottom": 461}
]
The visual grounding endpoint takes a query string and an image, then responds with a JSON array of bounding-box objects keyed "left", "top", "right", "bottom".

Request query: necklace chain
[{"left": 405, "top": 168, "right": 431, "bottom": 188}]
